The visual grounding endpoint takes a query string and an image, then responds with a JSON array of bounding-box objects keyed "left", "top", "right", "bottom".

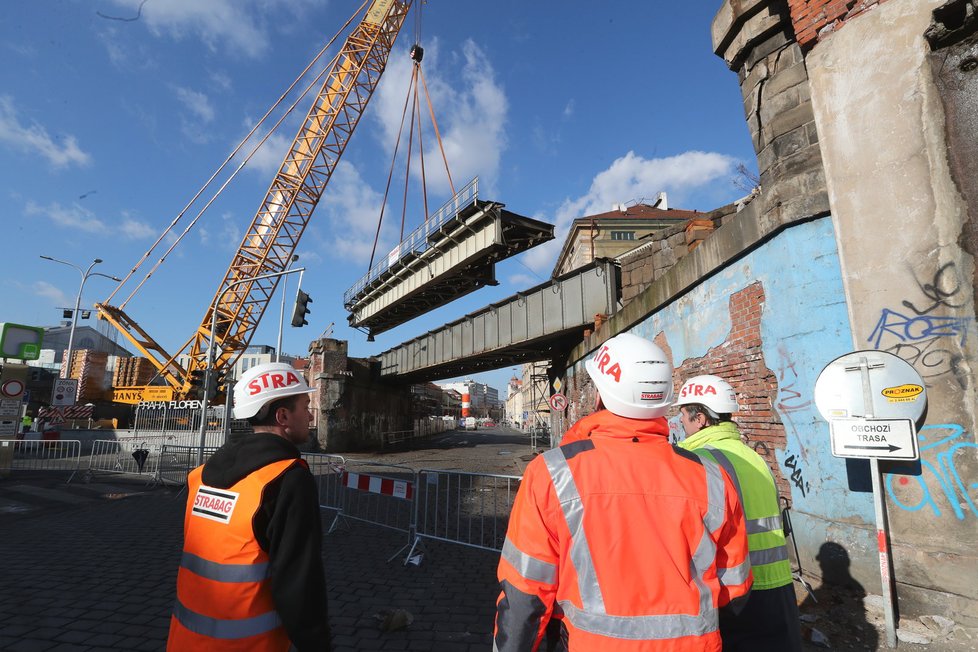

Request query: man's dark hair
[
  {"left": 247, "top": 393, "right": 302, "bottom": 427},
  {"left": 682, "top": 403, "right": 733, "bottom": 427}
]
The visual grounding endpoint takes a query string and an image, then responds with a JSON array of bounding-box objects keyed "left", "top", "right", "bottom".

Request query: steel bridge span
[{"left": 378, "top": 258, "right": 620, "bottom": 383}]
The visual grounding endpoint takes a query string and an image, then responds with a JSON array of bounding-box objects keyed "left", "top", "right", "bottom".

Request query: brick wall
[
  {"left": 563, "top": 282, "right": 792, "bottom": 500},
  {"left": 661, "top": 282, "right": 791, "bottom": 499},
  {"left": 787, "top": 0, "right": 887, "bottom": 49}
]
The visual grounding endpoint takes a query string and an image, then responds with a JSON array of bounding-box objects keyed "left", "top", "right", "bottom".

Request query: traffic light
[
  {"left": 207, "top": 373, "right": 224, "bottom": 401},
  {"left": 188, "top": 369, "right": 206, "bottom": 399},
  {"left": 291, "top": 289, "right": 312, "bottom": 327}
]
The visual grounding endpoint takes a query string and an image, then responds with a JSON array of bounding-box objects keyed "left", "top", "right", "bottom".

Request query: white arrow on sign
[{"left": 829, "top": 418, "right": 919, "bottom": 461}]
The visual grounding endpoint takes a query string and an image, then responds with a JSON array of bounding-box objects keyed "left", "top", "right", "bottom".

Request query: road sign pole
[{"left": 857, "top": 356, "right": 897, "bottom": 649}]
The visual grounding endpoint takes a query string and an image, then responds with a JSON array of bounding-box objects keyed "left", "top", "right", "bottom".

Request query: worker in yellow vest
[
  {"left": 675, "top": 374, "right": 802, "bottom": 651},
  {"left": 167, "top": 362, "right": 331, "bottom": 651}
]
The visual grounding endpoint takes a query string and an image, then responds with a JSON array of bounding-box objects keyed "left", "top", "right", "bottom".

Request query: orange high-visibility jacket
[
  {"left": 167, "top": 459, "right": 300, "bottom": 652},
  {"left": 495, "top": 410, "right": 752, "bottom": 651}
]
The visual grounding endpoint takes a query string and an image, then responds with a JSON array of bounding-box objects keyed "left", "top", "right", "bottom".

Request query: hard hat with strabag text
[{"left": 584, "top": 333, "right": 674, "bottom": 419}]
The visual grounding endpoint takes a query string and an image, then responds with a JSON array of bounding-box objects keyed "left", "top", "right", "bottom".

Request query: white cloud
[
  {"left": 241, "top": 128, "right": 293, "bottom": 178},
  {"left": 521, "top": 150, "right": 738, "bottom": 273},
  {"left": 0, "top": 96, "right": 91, "bottom": 169},
  {"left": 173, "top": 86, "right": 216, "bottom": 123},
  {"left": 198, "top": 211, "right": 242, "bottom": 250},
  {"left": 102, "top": 0, "right": 319, "bottom": 58},
  {"left": 294, "top": 249, "right": 322, "bottom": 265},
  {"left": 108, "top": 0, "right": 265, "bottom": 58},
  {"left": 506, "top": 272, "right": 543, "bottom": 288},
  {"left": 372, "top": 39, "right": 508, "bottom": 196},
  {"left": 32, "top": 281, "right": 70, "bottom": 307},
  {"left": 119, "top": 216, "right": 157, "bottom": 240},
  {"left": 25, "top": 201, "right": 106, "bottom": 233},
  {"left": 316, "top": 162, "right": 391, "bottom": 263}
]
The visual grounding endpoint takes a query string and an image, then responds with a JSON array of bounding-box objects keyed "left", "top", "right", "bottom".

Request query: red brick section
[
  {"left": 668, "top": 282, "right": 791, "bottom": 498},
  {"left": 566, "top": 282, "right": 792, "bottom": 499},
  {"left": 787, "top": 0, "right": 887, "bottom": 49}
]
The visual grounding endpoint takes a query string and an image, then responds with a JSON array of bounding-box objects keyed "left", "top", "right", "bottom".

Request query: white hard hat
[
  {"left": 584, "top": 333, "right": 673, "bottom": 419},
  {"left": 232, "top": 362, "right": 314, "bottom": 419},
  {"left": 674, "top": 374, "right": 740, "bottom": 415}
]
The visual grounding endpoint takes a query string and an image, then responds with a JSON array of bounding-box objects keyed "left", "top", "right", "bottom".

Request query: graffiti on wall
[
  {"left": 776, "top": 345, "right": 812, "bottom": 497},
  {"left": 885, "top": 423, "right": 978, "bottom": 520},
  {"left": 868, "top": 262, "right": 973, "bottom": 388}
]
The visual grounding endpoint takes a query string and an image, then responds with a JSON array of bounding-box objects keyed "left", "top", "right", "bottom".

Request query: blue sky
[{"left": 2, "top": 0, "right": 755, "bottom": 396}]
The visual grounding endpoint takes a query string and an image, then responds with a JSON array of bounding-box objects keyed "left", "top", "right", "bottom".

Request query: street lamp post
[
  {"left": 39, "top": 256, "right": 121, "bottom": 379},
  {"left": 276, "top": 255, "right": 299, "bottom": 363},
  {"left": 197, "top": 266, "right": 306, "bottom": 466}
]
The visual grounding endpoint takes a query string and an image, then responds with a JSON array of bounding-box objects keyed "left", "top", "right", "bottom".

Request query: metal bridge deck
[
  {"left": 379, "top": 259, "right": 620, "bottom": 382},
  {"left": 344, "top": 178, "right": 554, "bottom": 337}
]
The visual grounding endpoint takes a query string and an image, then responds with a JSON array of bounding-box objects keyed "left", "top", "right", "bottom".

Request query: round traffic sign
[
  {"left": 1, "top": 379, "right": 25, "bottom": 398},
  {"left": 549, "top": 392, "right": 568, "bottom": 412},
  {"left": 814, "top": 350, "right": 926, "bottom": 423}
]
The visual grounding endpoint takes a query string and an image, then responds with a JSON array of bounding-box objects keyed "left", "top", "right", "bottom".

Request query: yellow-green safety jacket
[{"left": 680, "top": 421, "right": 792, "bottom": 590}]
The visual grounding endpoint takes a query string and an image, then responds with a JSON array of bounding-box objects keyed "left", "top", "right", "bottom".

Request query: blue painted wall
[{"left": 627, "top": 217, "right": 872, "bottom": 560}]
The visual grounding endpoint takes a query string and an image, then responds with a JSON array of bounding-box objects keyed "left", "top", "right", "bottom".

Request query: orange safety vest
[
  {"left": 167, "top": 459, "right": 300, "bottom": 652},
  {"left": 495, "top": 410, "right": 752, "bottom": 651}
]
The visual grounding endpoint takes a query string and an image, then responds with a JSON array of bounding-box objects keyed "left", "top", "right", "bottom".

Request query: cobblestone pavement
[
  {"left": 0, "top": 472, "right": 501, "bottom": 651},
  {"left": 7, "top": 428, "right": 969, "bottom": 651}
]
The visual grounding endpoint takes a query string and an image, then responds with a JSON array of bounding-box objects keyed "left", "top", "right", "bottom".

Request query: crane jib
[{"left": 100, "top": 0, "right": 413, "bottom": 401}]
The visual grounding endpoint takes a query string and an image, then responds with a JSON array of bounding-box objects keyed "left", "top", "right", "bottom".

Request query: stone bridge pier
[{"left": 306, "top": 338, "right": 413, "bottom": 453}]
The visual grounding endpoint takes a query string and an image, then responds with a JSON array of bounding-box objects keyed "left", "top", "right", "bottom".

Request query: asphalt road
[{"left": 346, "top": 425, "right": 545, "bottom": 476}]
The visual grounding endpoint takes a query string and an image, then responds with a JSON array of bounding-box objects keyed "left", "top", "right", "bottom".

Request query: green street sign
[{"left": 0, "top": 323, "right": 45, "bottom": 361}]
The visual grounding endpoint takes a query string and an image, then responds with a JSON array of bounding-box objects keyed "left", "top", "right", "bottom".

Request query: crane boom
[{"left": 97, "top": 0, "right": 412, "bottom": 399}]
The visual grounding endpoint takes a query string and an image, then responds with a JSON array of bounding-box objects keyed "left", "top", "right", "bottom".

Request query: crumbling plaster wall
[
  {"left": 804, "top": 0, "right": 978, "bottom": 621},
  {"left": 556, "top": 0, "right": 977, "bottom": 627}
]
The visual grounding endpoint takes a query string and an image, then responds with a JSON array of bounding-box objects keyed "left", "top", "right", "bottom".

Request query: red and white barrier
[{"left": 342, "top": 471, "right": 413, "bottom": 500}]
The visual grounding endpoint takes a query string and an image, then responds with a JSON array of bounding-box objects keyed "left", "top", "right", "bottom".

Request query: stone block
[
  {"left": 778, "top": 143, "right": 825, "bottom": 178},
  {"left": 741, "top": 60, "right": 769, "bottom": 99},
  {"left": 759, "top": 85, "right": 805, "bottom": 128},
  {"left": 667, "top": 231, "right": 686, "bottom": 247},
  {"left": 757, "top": 143, "right": 776, "bottom": 176},
  {"left": 806, "top": 121, "right": 820, "bottom": 145},
  {"left": 658, "top": 247, "right": 678, "bottom": 269},
  {"left": 714, "top": 3, "right": 787, "bottom": 69},
  {"left": 766, "top": 60, "right": 808, "bottom": 96},
  {"left": 745, "top": 29, "right": 791, "bottom": 71},
  {"left": 771, "top": 125, "right": 811, "bottom": 159},
  {"left": 767, "top": 100, "right": 815, "bottom": 140}
]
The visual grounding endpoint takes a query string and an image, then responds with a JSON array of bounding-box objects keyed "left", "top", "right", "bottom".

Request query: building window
[{"left": 610, "top": 231, "right": 635, "bottom": 241}]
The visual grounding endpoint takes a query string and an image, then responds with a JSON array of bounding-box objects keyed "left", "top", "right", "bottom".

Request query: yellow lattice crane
[{"left": 96, "top": 0, "right": 413, "bottom": 403}]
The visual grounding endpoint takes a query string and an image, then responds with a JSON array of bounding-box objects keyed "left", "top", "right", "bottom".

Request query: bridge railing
[{"left": 343, "top": 177, "right": 479, "bottom": 307}]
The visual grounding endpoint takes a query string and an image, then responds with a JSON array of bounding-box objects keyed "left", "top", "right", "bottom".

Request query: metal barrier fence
[
  {"left": 302, "top": 452, "right": 347, "bottom": 516},
  {"left": 324, "top": 459, "right": 417, "bottom": 538},
  {"left": 157, "top": 445, "right": 221, "bottom": 486},
  {"left": 403, "top": 469, "right": 522, "bottom": 562},
  {"left": 84, "top": 439, "right": 170, "bottom": 483},
  {"left": 1, "top": 440, "right": 82, "bottom": 483},
  {"left": 383, "top": 418, "right": 455, "bottom": 448},
  {"left": 130, "top": 402, "right": 228, "bottom": 446}
]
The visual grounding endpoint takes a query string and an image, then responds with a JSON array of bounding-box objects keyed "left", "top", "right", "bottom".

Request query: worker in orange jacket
[
  {"left": 167, "top": 362, "right": 331, "bottom": 651},
  {"left": 495, "top": 333, "right": 752, "bottom": 651}
]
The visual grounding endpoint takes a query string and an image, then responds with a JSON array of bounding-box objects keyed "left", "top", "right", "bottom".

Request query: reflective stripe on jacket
[
  {"left": 680, "top": 422, "right": 792, "bottom": 590},
  {"left": 167, "top": 459, "right": 299, "bottom": 651},
  {"left": 495, "top": 410, "right": 752, "bottom": 651}
]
